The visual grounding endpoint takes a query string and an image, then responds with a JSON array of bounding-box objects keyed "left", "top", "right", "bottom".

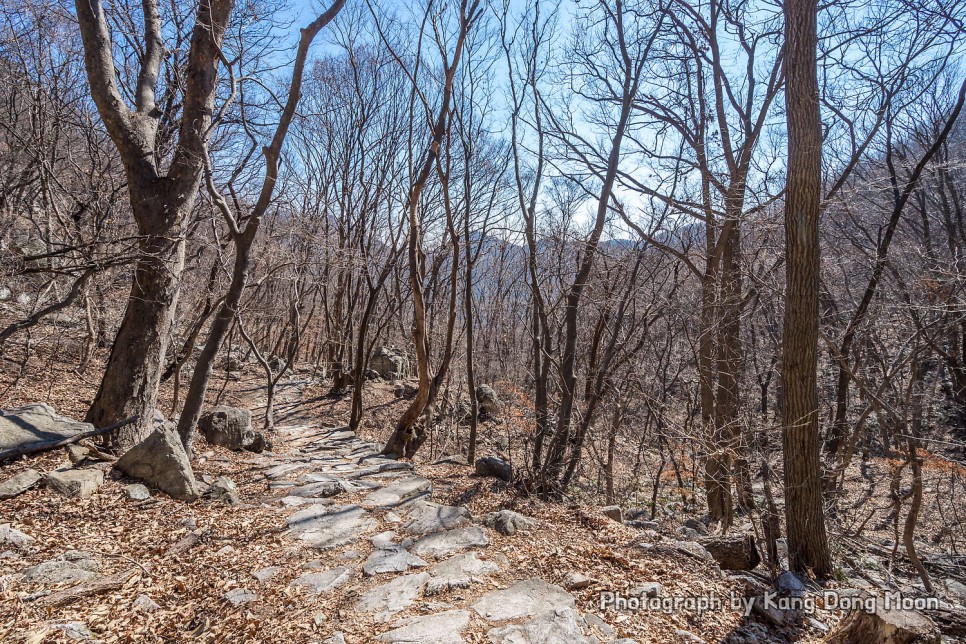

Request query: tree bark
[{"left": 781, "top": 0, "right": 833, "bottom": 577}]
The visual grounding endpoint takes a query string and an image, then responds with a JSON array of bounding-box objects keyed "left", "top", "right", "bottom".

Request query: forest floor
[{"left": 1, "top": 340, "right": 965, "bottom": 642}]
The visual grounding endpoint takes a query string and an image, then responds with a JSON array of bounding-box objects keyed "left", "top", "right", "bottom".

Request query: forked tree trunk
[{"left": 75, "top": 0, "right": 235, "bottom": 449}]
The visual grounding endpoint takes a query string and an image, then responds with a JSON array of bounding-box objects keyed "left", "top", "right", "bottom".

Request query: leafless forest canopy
[{"left": 2, "top": 0, "right": 966, "bottom": 594}]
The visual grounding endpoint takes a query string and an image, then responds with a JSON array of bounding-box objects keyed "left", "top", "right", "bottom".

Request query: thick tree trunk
[
  {"left": 781, "top": 0, "right": 833, "bottom": 577},
  {"left": 85, "top": 203, "right": 186, "bottom": 450}
]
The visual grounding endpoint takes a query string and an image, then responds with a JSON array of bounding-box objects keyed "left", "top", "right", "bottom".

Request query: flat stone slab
[
  {"left": 21, "top": 551, "right": 100, "bottom": 585},
  {"left": 287, "top": 504, "right": 376, "bottom": 549},
  {"left": 349, "top": 461, "right": 414, "bottom": 480},
  {"left": 364, "top": 547, "right": 428, "bottom": 576},
  {"left": 402, "top": 500, "right": 472, "bottom": 535},
  {"left": 288, "top": 479, "right": 344, "bottom": 498},
  {"left": 0, "top": 469, "right": 43, "bottom": 500},
  {"left": 426, "top": 552, "right": 499, "bottom": 595},
  {"left": 357, "top": 572, "right": 430, "bottom": 622},
  {"left": 472, "top": 579, "right": 575, "bottom": 622},
  {"left": 0, "top": 403, "right": 92, "bottom": 453},
  {"left": 487, "top": 607, "right": 595, "bottom": 643},
  {"left": 264, "top": 463, "right": 310, "bottom": 480},
  {"left": 291, "top": 566, "right": 353, "bottom": 593},
  {"left": 412, "top": 526, "right": 489, "bottom": 559},
  {"left": 47, "top": 468, "right": 104, "bottom": 499},
  {"left": 377, "top": 610, "right": 471, "bottom": 643},
  {"left": 361, "top": 477, "right": 431, "bottom": 509}
]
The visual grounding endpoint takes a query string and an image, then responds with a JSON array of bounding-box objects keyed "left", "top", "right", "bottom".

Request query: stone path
[{"left": 247, "top": 425, "right": 636, "bottom": 644}]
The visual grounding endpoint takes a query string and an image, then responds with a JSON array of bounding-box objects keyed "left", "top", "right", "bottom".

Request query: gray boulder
[
  {"left": 22, "top": 551, "right": 100, "bottom": 585},
  {"left": 475, "top": 384, "right": 501, "bottom": 416},
  {"left": 475, "top": 456, "right": 511, "bottom": 481},
  {"left": 115, "top": 426, "right": 199, "bottom": 501},
  {"left": 198, "top": 406, "right": 254, "bottom": 451},
  {"left": 370, "top": 347, "right": 409, "bottom": 380},
  {"left": 47, "top": 468, "right": 103, "bottom": 499}
]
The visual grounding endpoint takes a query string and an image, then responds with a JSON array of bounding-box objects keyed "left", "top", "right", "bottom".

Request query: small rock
[
  {"left": 0, "top": 523, "right": 34, "bottom": 549},
  {"left": 601, "top": 505, "right": 623, "bottom": 522},
  {"left": 777, "top": 570, "right": 807, "bottom": 596},
  {"left": 323, "top": 633, "right": 347, "bottom": 644},
  {"left": 65, "top": 444, "right": 90, "bottom": 465},
  {"left": 125, "top": 483, "right": 151, "bottom": 501},
  {"left": 371, "top": 531, "right": 397, "bottom": 549},
  {"left": 807, "top": 617, "right": 829, "bottom": 633},
  {"left": 475, "top": 384, "right": 501, "bottom": 416},
  {"left": 472, "top": 578, "right": 575, "bottom": 622},
  {"left": 485, "top": 606, "right": 590, "bottom": 642},
  {"left": 674, "top": 540, "right": 713, "bottom": 561},
  {"left": 47, "top": 468, "right": 104, "bottom": 499},
  {"left": 356, "top": 572, "right": 430, "bottom": 621},
  {"left": 411, "top": 525, "right": 489, "bottom": 559},
  {"left": 583, "top": 612, "right": 615, "bottom": 638},
  {"left": 133, "top": 594, "right": 160, "bottom": 613},
  {"left": 482, "top": 509, "right": 536, "bottom": 536},
  {"left": 629, "top": 582, "right": 662, "bottom": 598},
  {"left": 204, "top": 476, "right": 240, "bottom": 505},
  {"left": 247, "top": 432, "right": 271, "bottom": 453},
  {"left": 402, "top": 500, "right": 472, "bottom": 535},
  {"left": 564, "top": 572, "right": 595, "bottom": 590},
  {"left": 52, "top": 621, "right": 94, "bottom": 640},
  {"left": 377, "top": 609, "right": 470, "bottom": 643},
  {"left": 223, "top": 588, "right": 257, "bottom": 606},
  {"left": 426, "top": 552, "right": 499, "bottom": 595},
  {"left": 252, "top": 566, "right": 281, "bottom": 583},
  {"left": 0, "top": 468, "right": 43, "bottom": 499},
  {"left": 946, "top": 578, "right": 966, "bottom": 602},
  {"left": 363, "top": 546, "right": 428, "bottom": 576},
  {"left": 474, "top": 456, "right": 511, "bottom": 481},
  {"left": 628, "top": 519, "right": 659, "bottom": 530}
]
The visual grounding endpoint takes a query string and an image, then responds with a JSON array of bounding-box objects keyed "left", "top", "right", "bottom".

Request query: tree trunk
[
  {"left": 176, "top": 236, "right": 252, "bottom": 452},
  {"left": 781, "top": 0, "right": 833, "bottom": 578},
  {"left": 85, "top": 206, "right": 186, "bottom": 450}
]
